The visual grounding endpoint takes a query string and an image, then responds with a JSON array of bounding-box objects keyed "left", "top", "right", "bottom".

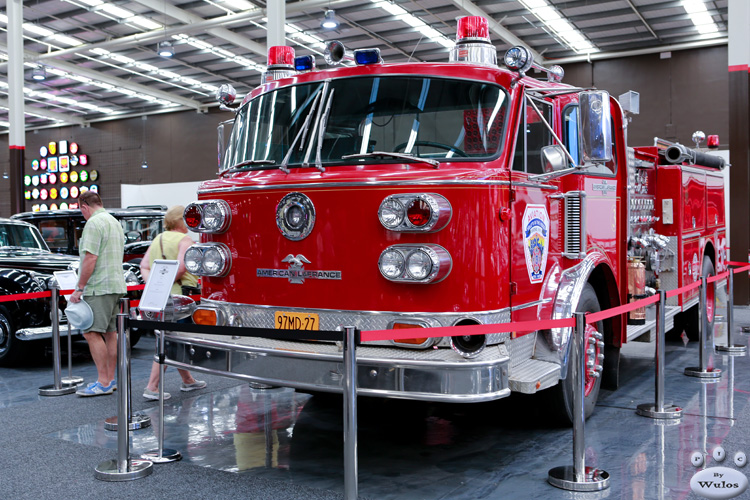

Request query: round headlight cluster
[
  {"left": 276, "top": 192, "right": 315, "bottom": 241},
  {"left": 183, "top": 243, "right": 232, "bottom": 277},
  {"left": 183, "top": 200, "right": 231, "bottom": 233},
  {"left": 378, "top": 244, "right": 451, "bottom": 283},
  {"left": 378, "top": 193, "right": 451, "bottom": 232}
]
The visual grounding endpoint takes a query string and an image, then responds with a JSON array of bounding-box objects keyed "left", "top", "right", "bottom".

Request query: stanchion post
[
  {"left": 685, "top": 277, "right": 722, "bottom": 378},
  {"left": 637, "top": 290, "right": 682, "bottom": 418},
  {"left": 105, "top": 298, "right": 150, "bottom": 431},
  {"left": 95, "top": 308, "right": 153, "bottom": 480},
  {"left": 60, "top": 321, "right": 83, "bottom": 386},
  {"left": 717, "top": 271, "right": 746, "bottom": 354},
  {"left": 39, "top": 284, "right": 75, "bottom": 396},
  {"left": 343, "top": 326, "right": 358, "bottom": 500},
  {"left": 142, "top": 320, "right": 181, "bottom": 463},
  {"left": 548, "top": 312, "right": 610, "bottom": 491}
]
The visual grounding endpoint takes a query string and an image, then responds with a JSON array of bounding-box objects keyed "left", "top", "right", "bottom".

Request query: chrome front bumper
[
  {"left": 16, "top": 324, "right": 82, "bottom": 341},
  {"left": 164, "top": 332, "right": 511, "bottom": 403}
]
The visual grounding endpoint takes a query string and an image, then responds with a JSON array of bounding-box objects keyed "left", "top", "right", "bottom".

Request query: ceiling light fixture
[
  {"left": 31, "top": 65, "right": 47, "bottom": 81},
  {"left": 157, "top": 40, "right": 175, "bottom": 57},
  {"left": 321, "top": 10, "right": 339, "bottom": 30}
]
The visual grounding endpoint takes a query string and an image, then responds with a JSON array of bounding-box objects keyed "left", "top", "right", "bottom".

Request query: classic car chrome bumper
[
  {"left": 164, "top": 332, "right": 511, "bottom": 403},
  {"left": 16, "top": 324, "right": 82, "bottom": 341}
]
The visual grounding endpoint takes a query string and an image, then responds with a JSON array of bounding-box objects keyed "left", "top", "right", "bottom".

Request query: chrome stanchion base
[
  {"left": 61, "top": 376, "right": 85, "bottom": 386},
  {"left": 94, "top": 458, "right": 153, "bottom": 481},
  {"left": 38, "top": 384, "right": 76, "bottom": 396},
  {"left": 141, "top": 449, "right": 182, "bottom": 463},
  {"left": 716, "top": 344, "right": 747, "bottom": 354},
  {"left": 684, "top": 367, "right": 722, "bottom": 378},
  {"left": 636, "top": 403, "right": 682, "bottom": 419},
  {"left": 548, "top": 465, "right": 610, "bottom": 492},
  {"left": 104, "top": 412, "right": 152, "bottom": 431},
  {"left": 248, "top": 382, "right": 277, "bottom": 390}
]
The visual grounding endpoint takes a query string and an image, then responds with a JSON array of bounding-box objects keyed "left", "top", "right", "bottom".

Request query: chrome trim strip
[
  {"left": 681, "top": 165, "right": 724, "bottom": 177},
  {"left": 16, "top": 324, "right": 82, "bottom": 341},
  {"left": 510, "top": 298, "right": 551, "bottom": 312},
  {"left": 164, "top": 334, "right": 510, "bottom": 403},
  {"left": 199, "top": 179, "right": 512, "bottom": 194}
]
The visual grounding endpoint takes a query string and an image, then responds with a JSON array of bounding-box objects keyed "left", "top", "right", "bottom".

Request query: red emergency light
[
  {"left": 267, "top": 46, "right": 295, "bottom": 68},
  {"left": 456, "top": 16, "right": 490, "bottom": 43},
  {"left": 707, "top": 134, "right": 720, "bottom": 149}
]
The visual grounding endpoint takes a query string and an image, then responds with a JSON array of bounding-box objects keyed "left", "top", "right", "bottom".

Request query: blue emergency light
[
  {"left": 294, "top": 55, "right": 316, "bottom": 72},
  {"left": 354, "top": 48, "right": 382, "bottom": 65}
]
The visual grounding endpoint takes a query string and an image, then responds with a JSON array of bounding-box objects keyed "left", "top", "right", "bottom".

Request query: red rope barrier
[
  {"left": 666, "top": 279, "right": 701, "bottom": 299},
  {"left": 0, "top": 290, "right": 51, "bottom": 303},
  {"left": 361, "top": 317, "right": 576, "bottom": 343},
  {"left": 587, "top": 293, "right": 659, "bottom": 324},
  {"left": 707, "top": 271, "right": 730, "bottom": 284}
]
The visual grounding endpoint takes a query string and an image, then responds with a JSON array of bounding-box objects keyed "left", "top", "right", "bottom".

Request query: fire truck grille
[{"left": 564, "top": 192, "right": 586, "bottom": 258}]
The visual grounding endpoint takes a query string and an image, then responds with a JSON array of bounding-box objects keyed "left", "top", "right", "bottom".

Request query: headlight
[
  {"left": 183, "top": 200, "right": 231, "bottom": 233},
  {"left": 377, "top": 193, "right": 451, "bottom": 232},
  {"left": 276, "top": 192, "right": 315, "bottom": 241},
  {"left": 378, "top": 244, "right": 451, "bottom": 283},
  {"left": 124, "top": 269, "right": 139, "bottom": 285},
  {"left": 183, "top": 243, "right": 231, "bottom": 277}
]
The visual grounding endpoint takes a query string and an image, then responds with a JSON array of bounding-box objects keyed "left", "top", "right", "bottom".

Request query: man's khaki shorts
[{"left": 83, "top": 293, "right": 124, "bottom": 333}]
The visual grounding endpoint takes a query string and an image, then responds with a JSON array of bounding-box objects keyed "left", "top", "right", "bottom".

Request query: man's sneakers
[
  {"left": 180, "top": 380, "right": 207, "bottom": 392},
  {"left": 77, "top": 380, "right": 115, "bottom": 397},
  {"left": 143, "top": 388, "right": 171, "bottom": 401}
]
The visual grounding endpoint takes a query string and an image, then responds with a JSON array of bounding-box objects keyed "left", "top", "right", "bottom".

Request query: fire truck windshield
[{"left": 221, "top": 76, "right": 508, "bottom": 170}]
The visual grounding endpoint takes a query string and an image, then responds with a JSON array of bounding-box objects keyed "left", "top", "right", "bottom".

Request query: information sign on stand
[
  {"left": 138, "top": 260, "right": 179, "bottom": 313},
  {"left": 53, "top": 270, "right": 77, "bottom": 300}
]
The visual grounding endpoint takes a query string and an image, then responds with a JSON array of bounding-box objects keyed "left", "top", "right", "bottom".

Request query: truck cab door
[{"left": 509, "top": 94, "right": 557, "bottom": 323}]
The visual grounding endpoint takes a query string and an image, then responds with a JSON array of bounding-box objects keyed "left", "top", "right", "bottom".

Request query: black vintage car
[
  {"left": 12, "top": 205, "right": 167, "bottom": 264},
  {"left": 0, "top": 218, "right": 143, "bottom": 366}
]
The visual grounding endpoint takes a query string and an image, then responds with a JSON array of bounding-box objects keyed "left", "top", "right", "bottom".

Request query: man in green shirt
[{"left": 70, "top": 191, "right": 127, "bottom": 397}]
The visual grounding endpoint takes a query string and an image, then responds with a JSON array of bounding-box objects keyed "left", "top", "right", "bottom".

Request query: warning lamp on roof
[
  {"left": 707, "top": 135, "right": 720, "bottom": 149},
  {"left": 294, "top": 55, "right": 316, "bottom": 72},
  {"left": 450, "top": 16, "right": 496, "bottom": 66},
  {"left": 354, "top": 48, "right": 382, "bottom": 65},
  {"left": 263, "top": 46, "right": 297, "bottom": 83}
]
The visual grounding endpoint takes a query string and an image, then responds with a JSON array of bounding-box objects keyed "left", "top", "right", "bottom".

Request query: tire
[
  {"left": 130, "top": 329, "right": 143, "bottom": 348},
  {"left": 548, "top": 283, "right": 604, "bottom": 425},
  {"left": 684, "top": 257, "right": 715, "bottom": 342},
  {"left": 0, "top": 307, "right": 31, "bottom": 367}
]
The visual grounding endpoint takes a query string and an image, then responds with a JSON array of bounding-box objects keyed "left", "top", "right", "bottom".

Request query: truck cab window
[
  {"left": 563, "top": 105, "right": 580, "bottom": 167},
  {"left": 512, "top": 96, "right": 554, "bottom": 174}
]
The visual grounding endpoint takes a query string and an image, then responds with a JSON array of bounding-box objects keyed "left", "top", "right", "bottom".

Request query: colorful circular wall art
[
  {"left": 79, "top": 154, "right": 88, "bottom": 166},
  {"left": 32, "top": 188, "right": 39, "bottom": 199},
  {"left": 24, "top": 175, "right": 31, "bottom": 186},
  {"left": 59, "top": 202, "right": 69, "bottom": 210},
  {"left": 70, "top": 186, "right": 79, "bottom": 199},
  {"left": 40, "top": 204, "right": 48, "bottom": 211},
  {"left": 50, "top": 188, "right": 58, "bottom": 200},
  {"left": 40, "top": 159, "right": 47, "bottom": 170},
  {"left": 69, "top": 142, "right": 79, "bottom": 154},
  {"left": 79, "top": 186, "right": 89, "bottom": 195},
  {"left": 48, "top": 142, "right": 57, "bottom": 155},
  {"left": 70, "top": 171, "right": 79, "bottom": 183},
  {"left": 89, "top": 184, "right": 99, "bottom": 193},
  {"left": 31, "top": 159, "right": 39, "bottom": 170},
  {"left": 60, "top": 187, "right": 69, "bottom": 199},
  {"left": 60, "top": 172, "right": 69, "bottom": 183},
  {"left": 50, "top": 203, "right": 58, "bottom": 211},
  {"left": 70, "top": 155, "right": 79, "bottom": 167},
  {"left": 24, "top": 190, "right": 31, "bottom": 200},
  {"left": 40, "top": 174, "right": 48, "bottom": 185},
  {"left": 40, "top": 146, "right": 48, "bottom": 157},
  {"left": 48, "top": 173, "right": 57, "bottom": 184},
  {"left": 31, "top": 175, "right": 39, "bottom": 186},
  {"left": 40, "top": 189, "right": 48, "bottom": 200},
  {"left": 80, "top": 170, "right": 89, "bottom": 182},
  {"left": 89, "top": 170, "right": 98, "bottom": 181}
]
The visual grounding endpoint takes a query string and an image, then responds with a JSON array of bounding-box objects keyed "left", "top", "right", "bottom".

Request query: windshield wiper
[
  {"left": 223, "top": 159, "right": 275, "bottom": 173},
  {"left": 281, "top": 87, "right": 324, "bottom": 173},
  {"left": 341, "top": 151, "right": 439, "bottom": 168},
  {"left": 312, "top": 88, "right": 335, "bottom": 172}
]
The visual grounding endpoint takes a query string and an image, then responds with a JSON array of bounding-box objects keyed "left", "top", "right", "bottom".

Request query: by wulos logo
[
  {"left": 522, "top": 205, "right": 549, "bottom": 284},
  {"left": 690, "top": 467, "right": 748, "bottom": 499}
]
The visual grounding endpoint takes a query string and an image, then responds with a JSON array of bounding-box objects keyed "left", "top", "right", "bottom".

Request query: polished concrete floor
[{"left": 3, "top": 296, "right": 750, "bottom": 499}]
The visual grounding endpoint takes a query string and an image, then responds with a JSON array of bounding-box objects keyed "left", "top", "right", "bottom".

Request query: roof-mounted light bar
[
  {"left": 450, "top": 16, "right": 496, "bottom": 66},
  {"left": 504, "top": 46, "right": 564, "bottom": 82},
  {"left": 263, "top": 46, "right": 297, "bottom": 83}
]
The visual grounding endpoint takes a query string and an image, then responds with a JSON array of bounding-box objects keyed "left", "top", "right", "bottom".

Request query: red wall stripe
[
  {"left": 9, "top": 145, "right": 25, "bottom": 150},
  {"left": 728, "top": 64, "right": 749, "bottom": 72}
]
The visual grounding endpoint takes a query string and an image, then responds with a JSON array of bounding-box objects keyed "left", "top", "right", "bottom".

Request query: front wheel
[
  {"left": 0, "top": 307, "right": 31, "bottom": 367},
  {"left": 548, "top": 283, "right": 604, "bottom": 425},
  {"left": 684, "top": 257, "right": 715, "bottom": 342}
]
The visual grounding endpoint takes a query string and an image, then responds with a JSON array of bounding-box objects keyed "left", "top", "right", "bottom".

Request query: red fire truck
[{"left": 171, "top": 17, "right": 727, "bottom": 423}]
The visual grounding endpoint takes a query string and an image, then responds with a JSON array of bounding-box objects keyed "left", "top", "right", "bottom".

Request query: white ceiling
[{"left": 0, "top": 0, "right": 729, "bottom": 129}]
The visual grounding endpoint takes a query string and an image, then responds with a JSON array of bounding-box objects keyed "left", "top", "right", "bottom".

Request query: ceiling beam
[
  {"left": 0, "top": 97, "right": 87, "bottom": 126},
  {"left": 448, "top": 0, "right": 546, "bottom": 62}
]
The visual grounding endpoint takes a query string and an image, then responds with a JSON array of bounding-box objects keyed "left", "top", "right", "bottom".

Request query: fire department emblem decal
[
  {"left": 522, "top": 205, "right": 550, "bottom": 284},
  {"left": 257, "top": 254, "right": 342, "bottom": 284}
]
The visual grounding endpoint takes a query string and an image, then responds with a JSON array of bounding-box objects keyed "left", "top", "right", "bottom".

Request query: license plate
[{"left": 274, "top": 311, "right": 319, "bottom": 330}]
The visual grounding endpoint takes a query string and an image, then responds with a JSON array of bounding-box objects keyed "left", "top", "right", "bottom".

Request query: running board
[
  {"left": 508, "top": 359, "right": 560, "bottom": 394},
  {"left": 626, "top": 305, "right": 681, "bottom": 342}
]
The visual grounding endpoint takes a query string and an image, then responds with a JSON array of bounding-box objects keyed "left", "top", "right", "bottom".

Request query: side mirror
[
  {"left": 216, "top": 84, "right": 236, "bottom": 107},
  {"left": 578, "top": 90, "right": 612, "bottom": 163},
  {"left": 541, "top": 145, "right": 568, "bottom": 173}
]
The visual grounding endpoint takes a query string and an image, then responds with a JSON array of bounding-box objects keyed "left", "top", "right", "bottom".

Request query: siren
[
  {"left": 324, "top": 40, "right": 354, "bottom": 66},
  {"left": 449, "top": 16, "right": 497, "bottom": 66},
  {"left": 262, "top": 46, "right": 297, "bottom": 83}
]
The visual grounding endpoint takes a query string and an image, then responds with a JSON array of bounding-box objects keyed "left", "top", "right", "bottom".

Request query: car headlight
[
  {"left": 378, "top": 193, "right": 451, "bottom": 232},
  {"left": 183, "top": 200, "right": 231, "bottom": 233},
  {"left": 183, "top": 243, "right": 231, "bottom": 277},
  {"left": 124, "top": 269, "right": 139, "bottom": 285},
  {"left": 378, "top": 244, "right": 451, "bottom": 283}
]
